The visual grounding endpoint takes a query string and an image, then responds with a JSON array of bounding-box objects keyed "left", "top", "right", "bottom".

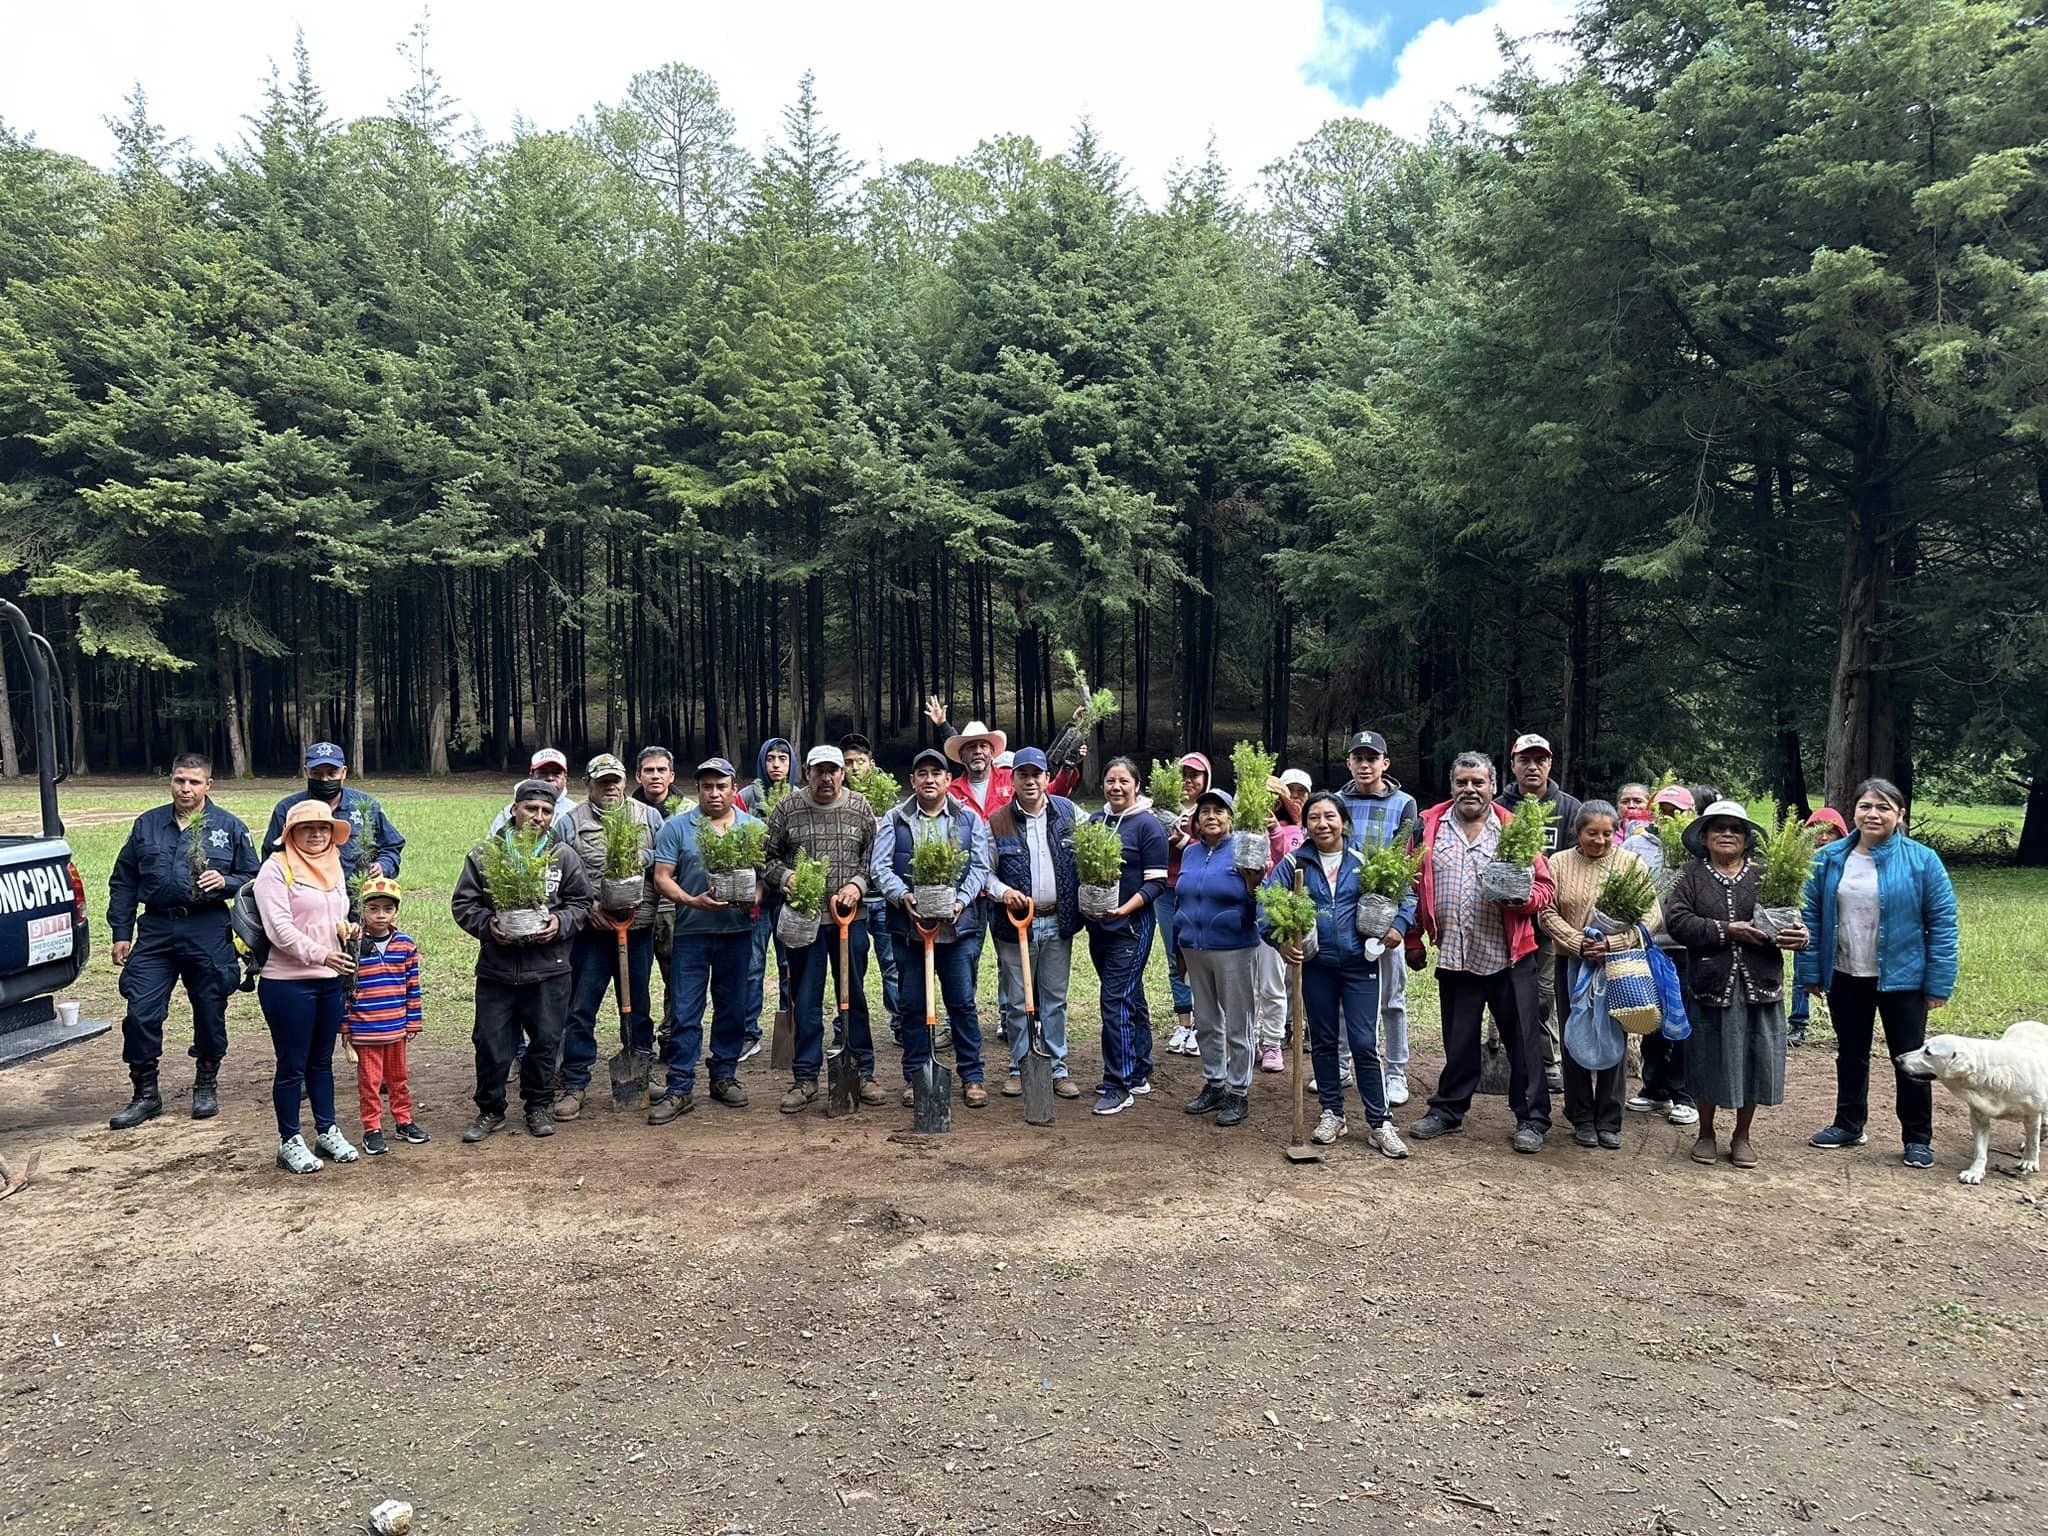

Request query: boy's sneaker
[
  {"left": 1093, "top": 1089, "right": 1134, "bottom": 1116},
  {"left": 1626, "top": 1095, "right": 1670, "bottom": 1114},
  {"left": 395, "top": 1122, "right": 430, "bottom": 1145},
  {"left": 1667, "top": 1103, "right": 1699, "bottom": 1126},
  {"left": 1369, "top": 1122, "right": 1409, "bottom": 1160},
  {"left": 362, "top": 1129, "right": 388, "bottom": 1157},
  {"left": 1310, "top": 1110, "right": 1346, "bottom": 1145},
  {"left": 276, "top": 1135, "right": 323, "bottom": 1175},
  {"left": 1810, "top": 1125, "right": 1867, "bottom": 1149},
  {"left": 314, "top": 1126, "right": 359, "bottom": 1163},
  {"left": 461, "top": 1112, "right": 506, "bottom": 1143}
]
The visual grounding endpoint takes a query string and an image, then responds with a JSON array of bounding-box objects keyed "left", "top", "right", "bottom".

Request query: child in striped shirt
[{"left": 346, "top": 876, "right": 426, "bottom": 1155}]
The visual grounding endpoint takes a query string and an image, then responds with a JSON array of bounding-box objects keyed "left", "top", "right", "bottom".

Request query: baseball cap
[
  {"left": 304, "top": 741, "right": 345, "bottom": 769},
  {"left": 1195, "top": 787, "right": 1236, "bottom": 811},
  {"left": 695, "top": 756, "right": 738, "bottom": 780},
  {"left": 1347, "top": 730, "right": 1388, "bottom": 757},
  {"left": 1511, "top": 733, "right": 1553, "bottom": 758},
  {"left": 1280, "top": 768, "right": 1312, "bottom": 791},
  {"left": 910, "top": 747, "right": 950, "bottom": 772},
  {"left": 838, "top": 732, "right": 873, "bottom": 755},
  {"left": 531, "top": 747, "right": 569, "bottom": 772},
  {"left": 359, "top": 875, "right": 403, "bottom": 905},
  {"left": 1652, "top": 785, "right": 1696, "bottom": 812},
  {"left": 1011, "top": 747, "right": 1050, "bottom": 773},
  {"left": 805, "top": 745, "right": 846, "bottom": 770},
  {"left": 585, "top": 752, "right": 627, "bottom": 780}
]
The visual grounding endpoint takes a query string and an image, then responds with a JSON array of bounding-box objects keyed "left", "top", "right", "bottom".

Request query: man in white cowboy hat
[{"left": 923, "top": 701, "right": 1083, "bottom": 820}]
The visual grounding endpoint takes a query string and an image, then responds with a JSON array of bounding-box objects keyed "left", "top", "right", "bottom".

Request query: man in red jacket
[{"left": 1405, "top": 751, "right": 1557, "bottom": 1153}]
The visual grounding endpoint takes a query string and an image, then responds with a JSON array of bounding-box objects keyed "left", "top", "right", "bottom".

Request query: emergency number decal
[{"left": 27, "top": 912, "right": 73, "bottom": 964}]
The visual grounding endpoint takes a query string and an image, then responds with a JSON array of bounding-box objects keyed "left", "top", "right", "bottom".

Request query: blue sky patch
[{"left": 1303, "top": 0, "right": 1463, "bottom": 102}]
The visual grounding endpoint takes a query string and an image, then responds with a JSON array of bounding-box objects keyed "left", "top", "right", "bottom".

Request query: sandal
[
  {"left": 1729, "top": 1137, "right": 1758, "bottom": 1170},
  {"left": 1689, "top": 1136, "right": 1719, "bottom": 1166}
]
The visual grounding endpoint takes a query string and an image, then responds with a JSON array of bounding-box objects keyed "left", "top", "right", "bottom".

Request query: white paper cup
[{"left": 56, "top": 1000, "right": 81, "bottom": 1028}]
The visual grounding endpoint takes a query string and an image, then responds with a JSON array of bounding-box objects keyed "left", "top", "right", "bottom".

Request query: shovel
[
  {"left": 607, "top": 914, "right": 652, "bottom": 1107},
  {"left": 911, "top": 915, "right": 951, "bottom": 1134},
  {"left": 1009, "top": 898, "right": 1054, "bottom": 1126},
  {"left": 827, "top": 899, "right": 862, "bottom": 1117},
  {"left": 1284, "top": 867, "right": 1323, "bottom": 1164}
]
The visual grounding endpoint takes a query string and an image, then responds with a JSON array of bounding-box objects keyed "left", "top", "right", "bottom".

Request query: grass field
[{"left": 4, "top": 777, "right": 2043, "bottom": 1042}]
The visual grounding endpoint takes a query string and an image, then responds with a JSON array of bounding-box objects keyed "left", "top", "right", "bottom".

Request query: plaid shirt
[
  {"left": 762, "top": 786, "right": 876, "bottom": 902},
  {"left": 1432, "top": 813, "right": 1510, "bottom": 976}
]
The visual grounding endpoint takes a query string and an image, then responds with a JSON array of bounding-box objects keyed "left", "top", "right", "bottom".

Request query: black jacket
[
  {"left": 451, "top": 840, "right": 593, "bottom": 986},
  {"left": 106, "top": 801, "right": 260, "bottom": 941},
  {"left": 1497, "top": 782, "right": 1583, "bottom": 858}
]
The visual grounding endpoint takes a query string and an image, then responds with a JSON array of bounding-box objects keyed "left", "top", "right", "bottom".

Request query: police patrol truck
[{"left": 0, "top": 600, "right": 97, "bottom": 1070}]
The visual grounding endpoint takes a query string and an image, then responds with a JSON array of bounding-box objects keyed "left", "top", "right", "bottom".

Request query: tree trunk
[
  {"left": 426, "top": 577, "right": 452, "bottom": 776},
  {"left": 216, "top": 629, "right": 252, "bottom": 779},
  {"left": 1823, "top": 438, "right": 1895, "bottom": 812},
  {"left": 0, "top": 632, "right": 17, "bottom": 778},
  {"left": 2017, "top": 759, "right": 2048, "bottom": 868},
  {"left": 349, "top": 598, "right": 367, "bottom": 773}
]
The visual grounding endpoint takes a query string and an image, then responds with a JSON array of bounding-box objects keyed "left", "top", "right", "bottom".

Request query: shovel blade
[
  {"left": 827, "top": 1041, "right": 861, "bottom": 1117},
  {"left": 770, "top": 1007, "right": 796, "bottom": 1072},
  {"left": 1283, "top": 1142, "right": 1325, "bottom": 1164},
  {"left": 913, "top": 1060, "right": 953, "bottom": 1134},
  {"left": 609, "top": 1048, "right": 654, "bottom": 1108},
  {"left": 1021, "top": 1029, "right": 1055, "bottom": 1126}
]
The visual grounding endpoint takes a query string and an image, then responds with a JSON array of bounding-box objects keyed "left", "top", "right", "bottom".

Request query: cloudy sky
[{"left": 4, "top": 0, "right": 1576, "bottom": 196}]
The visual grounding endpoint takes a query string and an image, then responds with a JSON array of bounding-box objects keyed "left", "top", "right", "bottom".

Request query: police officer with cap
[
  {"left": 106, "top": 752, "right": 260, "bottom": 1129},
  {"left": 262, "top": 741, "right": 405, "bottom": 884}
]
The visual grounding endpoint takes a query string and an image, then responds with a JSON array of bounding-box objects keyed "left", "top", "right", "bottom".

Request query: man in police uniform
[
  {"left": 262, "top": 741, "right": 404, "bottom": 883},
  {"left": 106, "top": 753, "right": 260, "bottom": 1129}
]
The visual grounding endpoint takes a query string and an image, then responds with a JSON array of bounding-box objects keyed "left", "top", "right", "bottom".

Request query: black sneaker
[
  {"left": 1216, "top": 1092, "right": 1250, "bottom": 1128},
  {"left": 1408, "top": 1112, "right": 1461, "bottom": 1140},
  {"left": 362, "top": 1129, "right": 388, "bottom": 1156},
  {"left": 462, "top": 1111, "right": 506, "bottom": 1143},
  {"left": 1184, "top": 1082, "right": 1228, "bottom": 1116},
  {"left": 524, "top": 1106, "right": 556, "bottom": 1138},
  {"left": 395, "top": 1122, "right": 430, "bottom": 1145}
]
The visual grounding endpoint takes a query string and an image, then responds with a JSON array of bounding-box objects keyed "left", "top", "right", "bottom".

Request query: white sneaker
[
  {"left": 1626, "top": 1095, "right": 1670, "bottom": 1114},
  {"left": 1338, "top": 1066, "right": 1355, "bottom": 1088},
  {"left": 1386, "top": 1075, "right": 1411, "bottom": 1107},
  {"left": 1306, "top": 1075, "right": 1318, "bottom": 1092},
  {"left": 315, "top": 1126, "right": 359, "bottom": 1164},
  {"left": 1168, "top": 1026, "right": 1193, "bottom": 1055},
  {"left": 738, "top": 1039, "right": 763, "bottom": 1062},
  {"left": 276, "top": 1135, "right": 324, "bottom": 1175},
  {"left": 1310, "top": 1110, "right": 1347, "bottom": 1146},
  {"left": 1129, "top": 1079, "right": 1153, "bottom": 1097},
  {"left": 1369, "top": 1122, "right": 1410, "bottom": 1160},
  {"left": 1667, "top": 1102, "right": 1700, "bottom": 1126}
]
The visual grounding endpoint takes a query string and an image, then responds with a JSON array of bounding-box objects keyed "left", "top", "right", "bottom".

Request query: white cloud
[
  {"left": 1, "top": 2, "right": 1579, "bottom": 200},
  {"left": 1356, "top": 0, "right": 1579, "bottom": 140}
]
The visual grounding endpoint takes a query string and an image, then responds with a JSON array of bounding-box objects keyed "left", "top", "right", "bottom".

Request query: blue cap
[
  {"left": 1011, "top": 747, "right": 1049, "bottom": 773},
  {"left": 910, "top": 748, "right": 950, "bottom": 772},
  {"left": 1196, "top": 787, "right": 1235, "bottom": 811},
  {"left": 305, "top": 742, "right": 345, "bottom": 769},
  {"left": 695, "top": 757, "right": 737, "bottom": 780}
]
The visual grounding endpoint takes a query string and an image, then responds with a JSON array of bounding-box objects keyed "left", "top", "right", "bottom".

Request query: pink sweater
[{"left": 254, "top": 859, "right": 350, "bottom": 981}]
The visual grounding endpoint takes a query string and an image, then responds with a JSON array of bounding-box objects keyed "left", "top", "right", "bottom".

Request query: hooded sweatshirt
[
  {"left": 738, "top": 738, "right": 794, "bottom": 816},
  {"left": 1165, "top": 752, "right": 1212, "bottom": 886},
  {"left": 1336, "top": 774, "right": 1417, "bottom": 854}
]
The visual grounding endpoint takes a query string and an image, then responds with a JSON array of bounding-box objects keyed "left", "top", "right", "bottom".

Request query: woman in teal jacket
[{"left": 1796, "top": 777, "right": 1959, "bottom": 1168}]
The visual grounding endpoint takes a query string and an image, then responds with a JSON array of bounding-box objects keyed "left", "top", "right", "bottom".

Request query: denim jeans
[
  {"left": 1379, "top": 943, "right": 1410, "bottom": 1078},
  {"left": 665, "top": 929, "right": 753, "bottom": 1094},
  {"left": 257, "top": 976, "right": 343, "bottom": 1139},
  {"left": 782, "top": 918, "right": 874, "bottom": 1084},
  {"left": 996, "top": 927, "right": 1074, "bottom": 1077},
  {"left": 1089, "top": 910, "right": 1156, "bottom": 1094},
  {"left": 899, "top": 929, "right": 984, "bottom": 1083},
  {"left": 1304, "top": 952, "right": 1387, "bottom": 1125},
  {"left": 746, "top": 904, "right": 789, "bottom": 1042},
  {"left": 1156, "top": 885, "right": 1194, "bottom": 1015},
  {"left": 867, "top": 901, "right": 900, "bottom": 1033},
  {"left": 1829, "top": 976, "right": 1931, "bottom": 1147},
  {"left": 558, "top": 927, "right": 655, "bottom": 1091}
]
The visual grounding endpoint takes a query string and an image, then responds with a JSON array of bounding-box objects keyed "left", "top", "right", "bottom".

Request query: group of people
[{"left": 100, "top": 719, "right": 1963, "bottom": 1175}]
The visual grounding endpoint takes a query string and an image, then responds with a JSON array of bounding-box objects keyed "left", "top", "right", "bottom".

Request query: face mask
[{"left": 307, "top": 777, "right": 343, "bottom": 804}]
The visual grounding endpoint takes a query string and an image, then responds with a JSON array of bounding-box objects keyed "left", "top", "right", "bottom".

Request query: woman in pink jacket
[{"left": 255, "top": 799, "right": 359, "bottom": 1173}]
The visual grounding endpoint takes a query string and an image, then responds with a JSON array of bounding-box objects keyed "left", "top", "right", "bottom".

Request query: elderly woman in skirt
[{"left": 1660, "top": 800, "right": 1808, "bottom": 1169}]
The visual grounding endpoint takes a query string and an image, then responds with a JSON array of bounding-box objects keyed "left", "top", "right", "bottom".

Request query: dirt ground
[{"left": 3, "top": 1024, "right": 2045, "bottom": 1536}]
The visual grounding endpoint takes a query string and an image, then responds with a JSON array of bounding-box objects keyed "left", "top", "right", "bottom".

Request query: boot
[
  {"left": 109, "top": 1065, "right": 163, "bottom": 1131},
  {"left": 191, "top": 1058, "right": 220, "bottom": 1121}
]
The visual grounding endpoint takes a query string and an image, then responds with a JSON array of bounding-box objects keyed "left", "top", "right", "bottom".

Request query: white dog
[{"left": 1896, "top": 1020, "right": 2048, "bottom": 1185}]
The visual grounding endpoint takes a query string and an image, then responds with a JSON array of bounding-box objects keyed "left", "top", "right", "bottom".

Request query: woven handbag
[{"left": 1602, "top": 947, "right": 1663, "bottom": 1034}]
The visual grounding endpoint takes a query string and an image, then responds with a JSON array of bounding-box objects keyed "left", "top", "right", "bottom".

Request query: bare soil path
[{"left": 3, "top": 1031, "right": 2045, "bottom": 1536}]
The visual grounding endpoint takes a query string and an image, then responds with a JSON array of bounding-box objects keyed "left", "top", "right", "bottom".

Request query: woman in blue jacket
[
  {"left": 1175, "top": 788, "right": 1261, "bottom": 1128},
  {"left": 1262, "top": 793, "right": 1411, "bottom": 1158},
  {"left": 1797, "top": 778, "right": 1959, "bottom": 1168},
  {"left": 1084, "top": 758, "right": 1169, "bottom": 1117}
]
